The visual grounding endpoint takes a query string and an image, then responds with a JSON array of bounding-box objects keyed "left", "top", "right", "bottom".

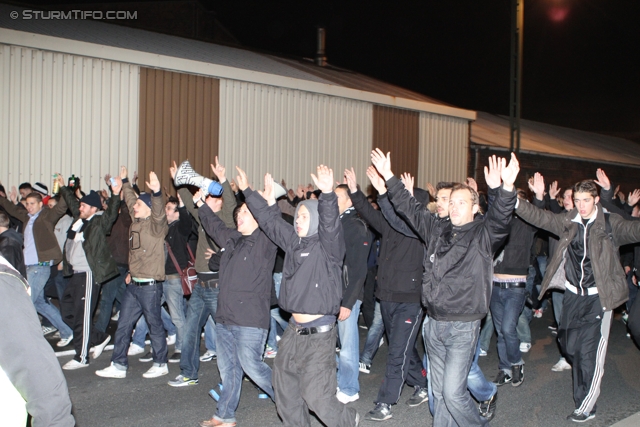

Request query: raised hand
[
  {"left": 9, "top": 186, "right": 18, "bottom": 203},
  {"left": 120, "top": 166, "right": 128, "bottom": 180},
  {"left": 426, "top": 182, "right": 436, "bottom": 199},
  {"left": 230, "top": 179, "right": 239, "bottom": 194},
  {"left": 235, "top": 166, "right": 249, "bottom": 191},
  {"left": 146, "top": 171, "right": 161, "bottom": 193},
  {"left": 344, "top": 168, "right": 358, "bottom": 193},
  {"left": 483, "top": 155, "right": 504, "bottom": 190},
  {"left": 211, "top": 156, "right": 227, "bottom": 183},
  {"left": 549, "top": 180, "right": 561, "bottom": 199},
  {"left": 54, "top": 173, "right": 65, "bottom": 188},
  {"left": 259, "top": 173, "right": 276, "bottom": 206},
  {"left": 192, "top": 189, "right": 204, "bottom": 206},
  {"left": 618, "top": 190, "right": 626, "bottom": 204},
  {"left": 104, "top": 173, "right": 112, "bottom": 187},
  {"left": 296, "top": 184, "right": 304, "bottom": 199},
  {"left": 311, "top": 165, "right": 334, "bottom": 193},
  {"left": 465, "top": 177, "right": 478, "bottom": 193},
  {"left": 401, "top": 172, "right": 414, "bottom": 196},
  {"left": 370, "top": 148, "right": 393, "bottom": 180},
  {"left": 132, "top": 171, "right": 138, "bottom": 185},
  {"left": 628, "top": 189, "right": 640, "bottom": 207},
  {"left": 594, "top": 168, "right": 611, "bottom": 191},
  {"left": 366, "top": 166, "right": 387, "bottom": 195},
  {"left": 530, "top": 172, "right": 545, "bottom": 200},
  {"left": 110, "top": 177, "right": 123, "bottom": 195},
  {"left": 169, "top": 161, "right": 178, "bottom": 180},
  {"left": 501, "top": 152, "right": 520, "bottom": 191}
]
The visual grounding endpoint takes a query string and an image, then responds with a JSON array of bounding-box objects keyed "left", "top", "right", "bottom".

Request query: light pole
[{"left": 509, "top": 0, "right": 524, "bottom": 153}]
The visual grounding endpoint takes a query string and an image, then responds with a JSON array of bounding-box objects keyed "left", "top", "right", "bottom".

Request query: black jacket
[
  {"left": 0, "top": 228, "right": 26, "bottom": 277},
  {"left": 349, "top": 190, "right": 423, "bottom": 303},
  {"left": 387, "top": 176, "right": 516, "bottom": 321},
  {"left": 59, "top": 187, "right": 120, "bottom": 284},
  {"left": 340, "top": 207, "right": 371, "bottom": 309},
  {"left": 245, "top": 189, "right": 345, "bottom": 316},
  {"left": 199, "top": 203, "right": 277, "bottom": 329},
  {"left": 493, "top": 215, "right": 536, "bottom": 276},
  {"left": 165, "top": 206, "right": 193, "bottom": 275}
]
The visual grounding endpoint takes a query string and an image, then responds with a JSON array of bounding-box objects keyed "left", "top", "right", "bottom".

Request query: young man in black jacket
[
  {"left": 372, "top": 149, "right": 519, "bottom": 427},
  {"left": 344, "top": 167, "right": 428, "bottom": 421},
  {"left": 196, "top": 182, "right": 277, "bottom": 427},
  {"left": 334, "top": 184, "right": 371, "bottom": 404},
  {"left": 243, "top": 165, "right": 359, "bottom": 427}
]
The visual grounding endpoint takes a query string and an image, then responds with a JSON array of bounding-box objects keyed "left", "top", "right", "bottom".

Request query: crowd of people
[{"left": 1, "top": 149, "right": 640, "bottom": 427}]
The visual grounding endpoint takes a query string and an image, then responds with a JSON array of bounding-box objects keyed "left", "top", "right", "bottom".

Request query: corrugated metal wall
[
  {"left": 0, "top": 44, "right": 139, "bottom": 192},
  {"left": 138, "top": 68, "right": 219, "bottom": 194},
  {"left": 418, "top": 112, "right": 468, "bottom": 187},
  {"left": 372, "top": 106, "right": 420, "bottom": 178},
  {"left": 219, "top": 79, "right": 373, "bottom": 191}
]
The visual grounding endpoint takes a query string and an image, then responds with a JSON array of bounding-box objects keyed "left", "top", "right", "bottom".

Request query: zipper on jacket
[{"left": 578, "top": 222, "right": 588, "bottom": 295}]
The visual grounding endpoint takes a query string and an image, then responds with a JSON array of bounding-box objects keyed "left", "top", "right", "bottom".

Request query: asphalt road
[{"left": 53, "top": 311, "right": 640, "bottom": 427}]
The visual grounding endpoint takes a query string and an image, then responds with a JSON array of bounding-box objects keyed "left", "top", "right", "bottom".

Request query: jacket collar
[{"left": 570, "top": 205, "right": 598, "bottom": 226}]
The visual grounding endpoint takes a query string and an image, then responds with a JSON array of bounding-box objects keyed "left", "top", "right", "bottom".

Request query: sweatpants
[
  {"left": 558, "top": 290, "right": 611, "bottom": 415},
  {"left": 376, "top": 301, "right": 426, "bottom": 404},
  {"left": 60, "top": 271, "right": 109, "bottom": 364},
  {"left": 273, "top": 324, "right": 357, "bottom": 427}
]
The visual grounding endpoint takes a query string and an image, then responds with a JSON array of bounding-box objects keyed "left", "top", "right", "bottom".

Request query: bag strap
[
  {"left": 165, "top": 242, "right": 182, "bottom": 274},
  {"left": 186, "top": 244, "right": 196, "bottom": 263}
]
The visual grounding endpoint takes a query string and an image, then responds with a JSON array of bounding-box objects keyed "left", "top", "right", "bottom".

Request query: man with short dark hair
[
  {"left": 523, "top": 171, "right": 640, "bottom": 422},
  {"left": 57, "top": 175, "right": 121, "bottom": 370},
  {"left": 0, "top": 211, "right": 25, "bottom": 277},
  {"left": 18, "top": 183, "right": 33, "bottom": 201},
  {"left": 372, "top": 149, "right": 519, "bottom": 427}
]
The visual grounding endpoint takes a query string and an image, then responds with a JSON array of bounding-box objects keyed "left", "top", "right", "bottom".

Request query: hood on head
[{"left": 294, "top": 199, "right": 319, "bottom": 237}]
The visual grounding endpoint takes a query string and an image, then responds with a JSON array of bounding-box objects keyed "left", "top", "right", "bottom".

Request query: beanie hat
[
  {"left": 79, "top": 190, "right": 103, "bottom": 210},
  {"left": 138, "top": 193, "right": 152, "bottom": 208},
  {"left": 33, "top": 182, "right": 48, "bottom": 195}
]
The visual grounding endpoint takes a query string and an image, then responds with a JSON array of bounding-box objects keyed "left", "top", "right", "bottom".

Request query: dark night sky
[{"left": 22, "top": 0, "right": 640, "bottom": 138}]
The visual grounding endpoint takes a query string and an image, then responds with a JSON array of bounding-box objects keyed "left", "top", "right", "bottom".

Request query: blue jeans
[
  {"left": 425, "top": 318, "right": 487, "bottom": 427},
  {"left": 27, "top": 265, "right": 72, "bottom": 339},
  {"left": 267, "top": 272, "right": 288, "bottom": 351},
  {"left": 478, "top": 311, "right": 494, "bottom": 353},
  {"left": 468, "top": 337, "right": 496, "bottom": 402},
  {"left": 214, "top": 324, "right": 274, "bottom": 423},
  {"left": 131, "top": 305, "right": 176, "bottom": 348},
  {"left": 360, "top": 300, "right": 384, "bottom": 365},
  {"left": 205, "top": 316, "right": 217, "bottom": 352},
  {"left": 491, "top": 286, "right": 526, "bottom": 371},
  {"left": 111, "top": 283, "right": 168, "bottom": 367},
  {"left": 94, "top": 266, "right": 127, "bottom": 333},
  {"left": 179, "top": 283, "right": 219, "bottom": 379},
  {"left": 337, "top": 299, "right": 361, "bottom": 396},
  {"left": 163, "top": 278, "right": 186, "bottom": 351}
]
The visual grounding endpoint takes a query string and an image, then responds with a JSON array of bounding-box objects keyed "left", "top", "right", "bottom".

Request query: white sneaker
[
  {"left": 111, "top": 311, "right": 120, "bottom": 321},
  {"left": 42, "top": 325, "right": 57, "bottom": 336},
  {"left": 96, "top": 362, "right": 126, "bottom": 378},
  {"left": 519, "top": 342, "right": 531, "bottom": 353},
  {"left": 143, "top": 363, "right": 169, "bottom": 378},
  {"left": 336, "top": 390, "right": 360, "bottom": 404},
  {"left": 57, "top": 336, "right": 73, "bottom": 347},
  {"left": 199, "top": 350, "right": 217, "bottom": 362},
  {"left": 166, "top": 334, "right": 176, "bottom": 346},
  {"left": 62, "top": 359, "right": 88, "bottom": 370},
  {"left": 92, "top": 336, "right": 111, "bottom": 359},
  {"left": 128, "top": 343, "right": 145, "bottom": 356},
  {"left": 479, "top": 349, "right": 488, "bottom": 357},
  {"left": 551, "top": 357, "right": 572, "bottom": 372}
]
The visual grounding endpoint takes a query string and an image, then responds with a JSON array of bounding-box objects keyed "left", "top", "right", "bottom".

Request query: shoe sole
[
  {"left": 200, "top": 357, "right": 215, "bottom": 362},
  {"left": 337, "top": 394, "right": 360, "bottom": 404},
  {"left": 92, "top": 336, "right": 111, "bottom": 359},
  {"left": 569, "top": 414, "right": 596, "bottom": 423},
  {"left": 407, "top": 397, "right": 429, "bottom": 407},
  {"left": 512, "top": 379, "right": 524, "bottom": 387},
  {"left": 63, "top": 364, "right": 89, "bottom": 370},
  {"left": 139, "top": 359, "right": 154, "bottom": 363},
  {"left": 96, "top": 371, "right": 126, "bottom": 378},
  {"left": 365, "top": 414, "right": 393, "bottom": 421},
  {"left": 143, "top": 371, "right": 169, "bottom": 379},
  {"left": 168, "top": 380, "right": 198, "bottom": 387}
]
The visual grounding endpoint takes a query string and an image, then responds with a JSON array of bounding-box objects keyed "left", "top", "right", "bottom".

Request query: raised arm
[
  {"left": 311, "top": 165, "right": 345, "bottom": 264},
  {"left": 146, "top": 172, "right": 168, "bottom": 237},
  {"left": 198, "top": 201, "right": 236, "bottom": 249},
  {"left": 482, "top": 154, "right": 518, "bottom": 251},
  {"left": 211, "top": 157, "right": 237, "bottom": 228}
]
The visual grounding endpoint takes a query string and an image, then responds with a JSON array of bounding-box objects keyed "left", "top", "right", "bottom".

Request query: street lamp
[{"left": 509, "top": 0, "right": 524, "bottom": 154}]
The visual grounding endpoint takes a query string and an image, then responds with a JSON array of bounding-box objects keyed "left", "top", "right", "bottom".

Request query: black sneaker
[
  {"left": 511, "top": 364, "right": 524, "bottom": 387},
  {"left": 168, "top": 352, "right": 181, "bottom": 363},
  {"left": 139, "top": 351, "right": 154, "bottom": 363},
  {"left": 567, "top": 409, "right": 596, "bottom": 423},
  {"left": 365, "top": 402, "right": 393, "bottom": 421},
  {"left": 479, "top": 392, "right": 497, "bottom": 421},
  {"left": 494, "top": 370, "right": 512, "bottom": 386},
  {"left": 406, "top": 385, "right": 429, "bottom": 407}
]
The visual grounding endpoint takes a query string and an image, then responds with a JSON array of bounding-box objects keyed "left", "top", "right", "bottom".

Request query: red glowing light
[{"left": 548, "top": 6, "right": 570, "bottom": 22}]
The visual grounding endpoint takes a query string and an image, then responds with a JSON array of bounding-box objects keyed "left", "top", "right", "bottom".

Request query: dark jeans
[
  {"left": 490, "top": 285, "right": 526, "bottom": 371},
  {"left": 60, "top": 271, "right": 109, "bottom": 364},
  {"left": 274, "top": 324, "right": 357, "bottom": 427},
  {"left": 94, "top": 266, "right": 127, "bottom": 333},
  {"left": 376, "top": 301, "right": 425, "bottom": 404},
  {"left": 361, "top": 266, "right": 378, "bottom": 328},
  {"left": 111, "top": 282, "right": 167, "bottom": 367},
  {"left": 179, "top": 281, "right": 219, "bottom": 379}
]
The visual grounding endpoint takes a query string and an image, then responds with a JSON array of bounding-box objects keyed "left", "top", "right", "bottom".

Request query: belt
[
  {"left": 199, "top": 279, "right": 219, "bottom": 289},
  {"left": 293, "top": 323, "right": 335, "bottom": 336},
  {"left": 28, "top": 261, "right": 51, "bottom": 267},
  {"left": 165, "top": 273, "right": 181, "bottom": 280},
  {"left": 565, "top": 282, "right": 598, "bottom": 296},
  {"left": 131, "top": 278, "right": 156, "bottom": 287},
  {"left": 493, "top": 281, "right": 526, "bottom": 289}
]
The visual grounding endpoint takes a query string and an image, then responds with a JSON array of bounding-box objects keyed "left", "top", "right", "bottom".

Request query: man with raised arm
[
  {"left": 241, "top": 165, "right": 359, "bottom": 427},
  {"left": 525, "top": 171, "right": 640, "bottom": 423},
  {"left": 96, "top": 168, "right": 169, "bottom": 379},
  {"left": 371, "top": 149, "right": 519, "bottom": 427}
]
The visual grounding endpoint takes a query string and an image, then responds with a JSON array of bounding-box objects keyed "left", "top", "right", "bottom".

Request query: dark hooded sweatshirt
[{"left": 0, "top": 228, "right": 26, "bottom": 277}]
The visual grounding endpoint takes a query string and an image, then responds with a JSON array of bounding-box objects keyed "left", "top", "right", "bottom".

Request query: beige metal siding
[
  {"left": 138, "top": 68, "right": 219, "bottom": 194},
  {"left": 418, "top": 112, "right": 469, "bottom": 186},
  {"left": 218, "top": 79, "right": 373, "bottom": 190},
  {"left": 372, "top": 106, "right": 420, "bottom": 178},
  {"left": 0, "top": 44, "right": 139, "bottom": 191}
]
